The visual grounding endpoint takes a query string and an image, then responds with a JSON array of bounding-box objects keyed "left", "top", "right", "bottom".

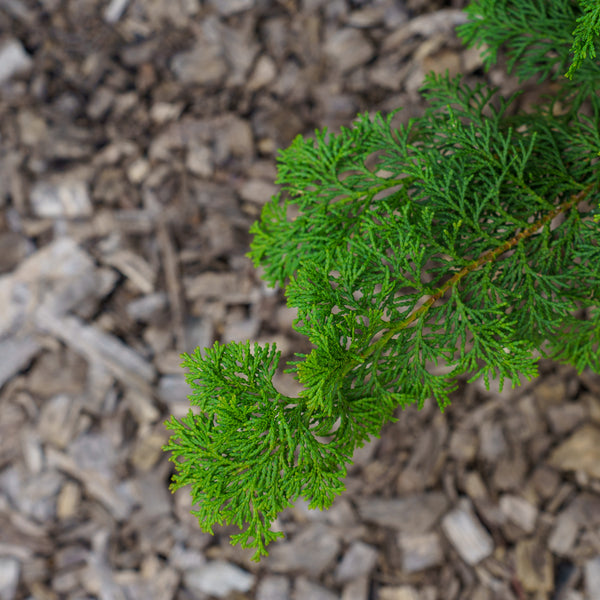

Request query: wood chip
[
  {"left": 56, "top": 481, "right": 82, "bottom": 521},
  {"left": 207, "top": 0, "right": 254, "bottom": 16},
  {"left": 546, "top": 402, "right": 587, "bottom": 435},
  {"left": 3, "top": 3, "right": 600, "bottom": 599},
  {"left": 0, "top": 557, "right": 20, "bottom": 600},
  {"left": 186, "top": 143, "right": 213, "bottom": 177},
  {"left": 515, "top": 538, "right": 553, "bottom": 592},
  {"left": 382, "top": 9, "right": 468, "bottom": 52},
  {"left": 529, "top": 466, "right": 560, "bottom": 501},
  {"left": 238, "top": 178, "right": 279, "bottom": 204},
  {"left": 294, "top": 576, "right": 338, "bottom": 600},
  {"left": 478, "top": 421, "right": 507, "bottom": 462},
  {"left": 334, "top": 541, "right": 378, "bottom": 583},
  {"left": 126, "top": 292, "right": 168, "bottom": 323},
  {"left": 103, "top": 0, "right": 129, "bottom": 22},
  {"left": 256, "top": 575, "right": 290, "bottom": 600},
  {"left": 397, "top": 415, "right": 447, "bottom": 493},
  {"left": 103, "top": 249, "right": 156, "bottom": 294},
  {"left": 184, "top": 560, "right": 255, "bottom": 597},
  {"left": 266, "top": 525, "right": 340, "bottom": 576},
  {"left": 130, "top": 430, "right": 167, "bottom": 471},
  {"left": 0, "top": 237, "right": 102, "bottom": 339},
  {"left": 585, "top": 556, "right": 600, "bottom": 600},
  {"left": 357, "top": 492, "right": 448, "bottom": 534},
  {"left": 46, "top": 448, "right": 135, "bottom": 521},
  {"left": 124, "top": 390, "right": 160, "bottom": 425},
  {"left": 492, "top": 453, "right": 527, "bottom": 491},
  {"left": 398, "top": 532, "right": 444, "bottom": 573},
  {"left": 157, "top": 220, "right": 185, "bottom": 349},
  {"left": 171, "top": 39, "right": 227, "bottom": 86},
  {"left": 549, "top": 511, "right": 579, "bottom": 556},
  {"left": 184, "top": 272, "right": 240, "bottom": 301},
  {"left": 378, "top": 586, "right": 421, "bottom": 600},
  {"left": 549, "top": 425, "right": 600, "bottom": 478},
  {"left": 0, "top": 336, "right": 40, "bottom": 390},
  {"left": 38, "top": 394, "right": 80, "bottom": 449},
  {"left": 0, "top": 38, "right": 32, "bottom": 83},
  {"left": 0, "top": 232, "right": 33, "bottom": 274},
  {"left": 30, "top": 177, "right": 92, "bottom": 218},
  {"left": 35, "top": 308, "right": 155, "bottom": 394},
  {"left": 498, "top": 495, "right": 537, "bottom": 534},
  {"left": 341, "top": 576, "right": 369, "bottom": 600},
  {"left": 448, "top": 427, "right": 478, "bottom": 462},
  {"left": 247, "top": 55, "right": 277, "bottom": 91},
  {"left": 441, "top": 499, "right": 494, "bottom": 565},
  {"left": 324, "top": 29, "right": 375, "bottom": 73},
  {"left": 534, "top": 376, "right": 568, "bottom": 408}
]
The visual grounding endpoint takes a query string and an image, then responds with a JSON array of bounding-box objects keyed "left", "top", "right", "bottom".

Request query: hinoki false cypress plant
[{"left": 164, "top": 0, "right": 600, "bottom": 560}]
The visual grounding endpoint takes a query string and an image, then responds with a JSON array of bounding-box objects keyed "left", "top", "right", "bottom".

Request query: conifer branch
[
  {"left": 353, "top": 183, "right": 594, "bottom": 370},
  {"left": 164, "top": 0, "right": 600, "bottom": 560}
]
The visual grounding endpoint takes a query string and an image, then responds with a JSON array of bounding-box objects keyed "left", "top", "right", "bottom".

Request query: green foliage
[
  {"left": 567, "top": 0, "right": 600, "bottom": 78},
  {"left": 457, "top": 0, "right": 600, "bottom": 112},
  {"left": 164, "top": 341, "right": 348, "bottom": 559},
  {"left": 164, "top": 0, "right": 600, "bottom": 559}
]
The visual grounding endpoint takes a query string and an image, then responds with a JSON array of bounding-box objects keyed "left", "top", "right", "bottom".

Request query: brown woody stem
[{"left": 358, "top": 184, "right": 593, "bottom": 363}]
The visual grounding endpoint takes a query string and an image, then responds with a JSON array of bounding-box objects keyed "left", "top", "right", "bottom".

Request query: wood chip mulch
[{"left": 1, "top": 1, "right": 599, "bottom": 599}]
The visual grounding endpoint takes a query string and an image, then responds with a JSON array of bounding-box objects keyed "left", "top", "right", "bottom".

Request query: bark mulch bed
[{"left": 1, "top": 1, "right": 599, "bottom": 599}]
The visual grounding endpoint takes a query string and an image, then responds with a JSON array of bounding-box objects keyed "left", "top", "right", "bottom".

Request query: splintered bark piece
[
  {"left": 35, "top": 308, "right": 155, "bottom": 394},
  {"left": 441, "top": 499, "right": 494, "bottom": 565},
  {"left": 157, "top": 219, "right": 185, "bottom": 350}
]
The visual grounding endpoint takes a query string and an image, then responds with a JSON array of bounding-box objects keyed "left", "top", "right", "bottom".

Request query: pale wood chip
[
  {"left": 441, "top": 499, "right": 494, "bottom": 565},
  {"left": 35, "top": 308, "right": 155, "bottom": 394},
  {"left": 515, "top": 538, "right": 553, "bottom": 592}
]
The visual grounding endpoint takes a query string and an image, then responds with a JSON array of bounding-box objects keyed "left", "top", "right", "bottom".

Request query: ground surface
[{"left": 1, "top": 1, "right": 600, "bottom": 599}]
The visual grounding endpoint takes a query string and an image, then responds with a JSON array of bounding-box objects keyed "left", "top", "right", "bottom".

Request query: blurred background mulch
[{"left": 1, "top": 0, "right": 600, "bottom": 598}]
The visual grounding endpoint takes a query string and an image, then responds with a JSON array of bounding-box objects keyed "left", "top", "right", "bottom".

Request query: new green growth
[{"left": 164, "top": 0, "right": 600, "bottom": 560}]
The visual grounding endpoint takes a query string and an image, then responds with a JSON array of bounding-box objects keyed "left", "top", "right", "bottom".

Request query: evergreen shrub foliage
[{"left": 164, "top": 0, "right": 600, "bottom": 560}]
